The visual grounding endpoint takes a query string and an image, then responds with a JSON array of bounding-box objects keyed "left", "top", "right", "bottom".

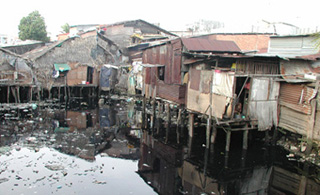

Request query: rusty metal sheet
[
  {"left": 280, "top": 60, "right": 314, "bottom": 82},
  {"left": 157, "top": 81, "right": 186, "bottom": 104},
  {"left": 171, "top": 40, "right": 182, "bottom": 84},
  {"left": 181, "top": 38, "right": 241, "bottom": 53},
  {"left": 279, "top": 83, "right": 316, "bottom": 114},
  {"left": 190, "top": 68, "right": 200, "bottom": 90},
  {"left": 278, "top": 106, "right": 309, "bottom": 136}
]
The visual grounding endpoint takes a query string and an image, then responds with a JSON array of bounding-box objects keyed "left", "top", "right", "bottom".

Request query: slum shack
[
  {"left": 183, "top": 38, "right": 281, "bottom": 152},
  {"left": 142, "top": 38, "right": 187, "bottom": 104},
  {"left": 23, "top": 31, "right": 128, "bottom": 101},
  {"left": 101, "top": 19, "right": 177, "bottom": 50},
  {"left": 256, "top": 34, "right": 320, "bottom": 147},
  {"left": 0, "top": 48, "right": 34, "bottom": 103},
  {"left": 141, "top": 37, "right": 283, "bottom": 151}
]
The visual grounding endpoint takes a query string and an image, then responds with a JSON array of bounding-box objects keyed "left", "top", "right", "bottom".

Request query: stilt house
[{"left": 0, "top": 48, "right": 34, "bottom": 103}]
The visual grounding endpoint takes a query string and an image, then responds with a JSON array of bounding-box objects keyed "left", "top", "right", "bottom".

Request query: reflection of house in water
[
  {"left": 138, "top": 130, "right": 183, "bottom": 195},
  {"left": 138, "top": 128, "right": 320, "bottom": 194},
  {"left": 53, "top": 108, "right": 110, "bottom": 161},
  {"left": 100, "top": 101, "right": 142, "bottom": 160}
]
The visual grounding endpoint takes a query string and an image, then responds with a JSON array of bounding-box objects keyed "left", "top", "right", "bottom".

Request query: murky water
[{"left": 1, "top": 98, "right": 320, "bottom": 194}]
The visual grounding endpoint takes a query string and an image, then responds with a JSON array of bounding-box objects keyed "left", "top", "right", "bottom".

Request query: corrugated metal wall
[
  {"left": 278, "top": 83, "right": 320, "bottom": 141},
  {"left": 142, "top": 39, "right": 182, "bottom": 86},
  {"left": 279, "top": 83, "right": 315, "bottom": 115}
]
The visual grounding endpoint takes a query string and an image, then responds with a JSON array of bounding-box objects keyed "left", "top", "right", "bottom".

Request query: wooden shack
[
  {"left": 23, "top": 31, "right": 128, "bottom": 100},
  {"left": 0, "top": 48, "right": 34, "bottom": 103}
]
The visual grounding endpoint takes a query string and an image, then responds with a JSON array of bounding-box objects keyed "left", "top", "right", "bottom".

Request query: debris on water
[
  {"left": 34, "top": 176, "right": 46, "bottom": 183},
  {"left": 26, "top": 137, "right": 37, "bottom": 143},
  {"left": 0, "top": 178, "right": 9, "bottom": 184},
  {"left": 45, "top": 164, "right": 65, "bottom": 171},
  {"left": 0, "top": 146, "right": 11, "bottom": 155},
  {"left": 15, "top": 175, "right": 23, "bottom": 180},
  {"left": 62, "top": 171, "right": 68, "bottom": 176},
  {"left": 93, "top": 180, "right": 107, "bottom": 184},
  {"left": 57, "top": 185, "right": 62, "bottom": 189}
]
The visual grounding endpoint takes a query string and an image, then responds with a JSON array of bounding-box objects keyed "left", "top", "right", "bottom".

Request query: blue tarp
[{"left": 100, "top": 65, "right": 118, "bottom": 91}]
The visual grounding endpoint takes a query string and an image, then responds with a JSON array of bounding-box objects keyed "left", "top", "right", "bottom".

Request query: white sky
[{"left": 1, "top": 0, "right": 320, "bottom": 38}]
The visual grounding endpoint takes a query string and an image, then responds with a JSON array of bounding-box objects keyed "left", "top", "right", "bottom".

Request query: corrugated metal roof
[
  {"left": 181, "top": 38, "right": 241, "bottom": 53},
  {"left": 296, "top": 52, "right": 320, "bottom": 61}
]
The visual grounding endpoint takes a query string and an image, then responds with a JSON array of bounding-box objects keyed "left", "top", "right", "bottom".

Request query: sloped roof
[
  {"left": 181, "top": 38, "right": 241, "bottom": 53},
  {"left": 23, "top": 32, "right": 119, "bottom": 61},
  {"left": 22, "top": 39, "right": 70, "bottom": 61},
  {"left": 106, "top": 19, "right": 178, "bottom": 37}
]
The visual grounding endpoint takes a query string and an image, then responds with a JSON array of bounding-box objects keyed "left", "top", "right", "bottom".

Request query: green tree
[
  {"left": 61, "top": 23, "right": 70, "bottom": 33},
  {"left": 18, "top": 10, "right": 50, "bottom": 42}
]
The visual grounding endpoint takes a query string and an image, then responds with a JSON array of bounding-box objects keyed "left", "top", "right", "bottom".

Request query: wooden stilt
[
  {"left": 58, "top": 87, "right": 61, "bottom": 102},
  {"left": 241, "top": 149, "right": 247, "bottom": 168},
  {"left": 176, "top": 108, "right": 182, "bottom": 144},
  {"left": 210, "top": 123, "right": 217, "bottom": 155},
  {"left": 142, "top": 96, "right": 146, "bottom": 130},
  {"left": 151, "top": 99, "right": 156, "bottom": 133},
  {"left": 165, "top": 103, "right": 171, "bottom": 143},
  {"left": 17, "top": 87, "right": 20, "bottom": 103},
  {"left": 226, "top": 130, "right": 231, "bottom": 152},
  {"left": 7, "top": 86, "right": 10, "bottom": 103},
  {"left": 272, "top": 127, "right": 278, "bottom": 146},
  {"left": 29, "top": 86, "right": 33, "bottom": 102},
  {"left": 188, "top": 136, "right": 193, "bottom": 158},
  {"left": 49, "top": 88, "right": 52, "bottom": 100},
  {"left": 11, "top": 87, "right": 17, "bottom": 103},
  {"left": 156, "top": 101, "right": 162, "bottom": 134},
  {"left": 188, "top": 113, "right": 195, "bottom": 137},
  {"left": 37, "top": 87, "right": 41, "bottom": 101},
  {"left": 206, "top": 117, "right": 211, "bottom": 149},
  {"left": 243, "top": 129, "right": 248, "bottom": 150},
  {"left": 224, "top": 151, "right": 229, "bottom": 168}
]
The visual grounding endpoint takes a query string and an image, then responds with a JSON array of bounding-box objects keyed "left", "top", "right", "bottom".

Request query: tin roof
[{"left": 181, "top": 38, "right": 241, "bottom": 53}]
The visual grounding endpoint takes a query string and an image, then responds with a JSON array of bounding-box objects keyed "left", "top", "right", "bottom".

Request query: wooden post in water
[
  {"left": 176, "top": 107, "right": 182, "bottom": 144},
  {"left": 58, "top": 87, "right": 61, "bottom": 102},
  {"left": 151, "top": 99, "right": 156, "bottom": 133},
  {"left": 156, "top": 101, "right": 162, "bottom": 134},
  {"left": 206, "top": 77, "right": 213, "bottom": 148},
  {"left": 142, "top": 96, "right": 146, "bottom": 130},
  {"left": 17, "top": 86, "right": 20, "bottom": 103},
  {"left": 243, "top": 126, "right": 248, "bottom": 150},
  {"left": 165, "top": 103, "right": 171, "bottom": 143},
  {"left": 29, "top": 86, "right": 33, "bottom": 102},
  {"left": 210, "top": 123, "right": 217, "bottom": 155},
  {"left": 188, "top": 113, "right": 195, "bottom": 137},
  {"left": 7, "top": 86, "right": 10, "bottom": 103},
  {"left": 225, "top": 130, "right": 231, "bottom": 152}
]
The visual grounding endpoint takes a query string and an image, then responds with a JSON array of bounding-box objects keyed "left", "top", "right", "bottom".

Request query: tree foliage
[
  {"left": 18, "top": 10, "right": 50, "bottom": 42},
  {"left": 61, "top": 23, "right": 70, "bottom": 33}
]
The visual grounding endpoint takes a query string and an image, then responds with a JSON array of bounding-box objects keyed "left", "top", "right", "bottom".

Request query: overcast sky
[{"left": 1, "top": 0, "right": 320, "bottom": 38}]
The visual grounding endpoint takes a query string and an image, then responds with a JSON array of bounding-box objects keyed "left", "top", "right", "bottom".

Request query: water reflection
[
  {"left": 138, "top": 108, "right": 320, "bottom": 195},
  {"left": 1, "top": 98, "right": 320, "bottom": 194},
  {"left": 0, "top": 98, "right": 154, "bottom": 195}
]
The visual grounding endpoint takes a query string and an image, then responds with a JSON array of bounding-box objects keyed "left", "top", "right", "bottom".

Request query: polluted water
[{"left": 0, "top": 96, "right": 320, "bottom": 195}]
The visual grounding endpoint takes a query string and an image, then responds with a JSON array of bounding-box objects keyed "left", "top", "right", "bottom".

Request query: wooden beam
[
  {"left": 226, "top": 130, "right": 231, "bottom": 152},
  {"left": 188, "top": 113, "right": 195, "bottom": 137}
]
